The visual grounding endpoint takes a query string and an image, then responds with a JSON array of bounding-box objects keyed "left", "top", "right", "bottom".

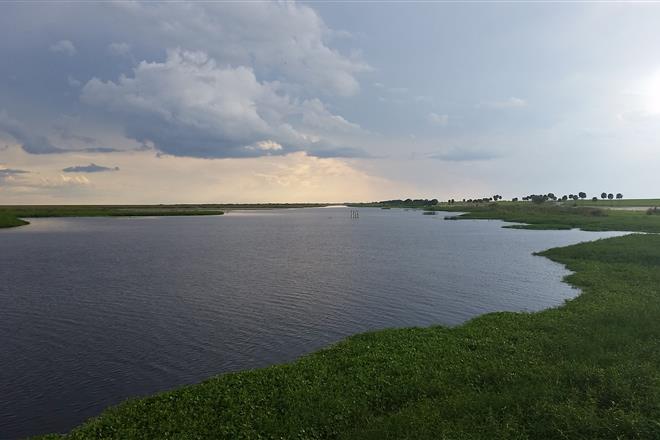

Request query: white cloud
[
  {"left": 300, "top": 99, "right": 361, "bottom": 133},
  {"left": 247, "top": 140, "right": 283, "bottom": 152},
  {"left": 619, "top": 69, "right": 660, "bottom": 120},
  {"left": 82, "top": 49, "right": 290, "bottom": 158},
  {"left": 427, "top": 113, "right": 449, "bottom": 127},
  {"left": 107, "top": 42, "right": 131, "bottom": 56},
  {"left": 115, "top": 2, "right": 370, "bottom": 96},
  {"left": 49, "top": 39, "right": 77, "bottom": 56},
  {"left": 57, "top": 175, "right": 90, "bottom": 186},
  {"left": 477, "top": 97, "right": 527, "bottom": 109},
  {"left": 81, "top": 49, "right": 364, "bottom": 158},
  {"left": 429, "top": 146, "right": 503, "bottom": 162},
  {"left": 67, "top": 75, "right": 81, "bottom": 87}
]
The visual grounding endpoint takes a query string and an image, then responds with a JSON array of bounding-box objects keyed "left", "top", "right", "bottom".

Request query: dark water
[{"left": 0, "top": 207, "right": 624, "bottom": 438}]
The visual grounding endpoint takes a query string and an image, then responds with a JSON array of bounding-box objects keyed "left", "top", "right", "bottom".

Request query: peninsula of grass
[
  {"left": 34, "top": 204, "right": 660, "bottom": 439},
  {"left": 0, "top": 203, "right": 337, "bottom": 229},
  {"left": 570, "top": 198, "right": 660, "bottom": 208},
  {"left": 427, "top": 201, "right": 660, "bottom": 233}
]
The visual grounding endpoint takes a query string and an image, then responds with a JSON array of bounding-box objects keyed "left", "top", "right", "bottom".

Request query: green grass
[
  {"left": 569, "top": 198, "right": 660, "bottom": 207},
  {"left": 0, "top": 204, "right": 342, "bottom": 228},
  {"left": 0, "top": 205, "right": 229, "bottom": 228},
  {"left": 0, "top": 213, "right": 29, "bottom": 228},
  {"left": 34, "top": 204, "right": 660, "bottom": 439},
  {"left": 428, "top": 202, "right": 660, "bottom": 232}
]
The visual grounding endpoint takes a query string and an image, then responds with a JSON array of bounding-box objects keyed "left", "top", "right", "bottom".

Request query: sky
[{"left": 1, "top": 1, "right": 660, "bottom": 204}]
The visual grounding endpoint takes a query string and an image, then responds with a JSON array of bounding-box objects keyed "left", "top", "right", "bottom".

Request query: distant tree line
[
  {"left": 373, "top": 192, "right": 625, "bottom": 207},
  {"left": 377, "top": 198, "right": 439, "bottom": 207},
  {"left": 455, "top": 195, "right": 502, "bottom": 204},
  {"left": 439, "top": 192, "right": 625, "bottom": 205}
]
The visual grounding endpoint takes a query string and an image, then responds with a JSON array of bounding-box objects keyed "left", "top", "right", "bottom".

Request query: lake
[{"left": 0, "top": 207, "right": 624, "bottom": 438}]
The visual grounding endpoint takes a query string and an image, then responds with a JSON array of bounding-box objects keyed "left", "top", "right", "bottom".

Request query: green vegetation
[
  {"left": 427, "top": 201, "right": 660, "bottom": 232},
  {"left": 37, "top": 234, "right": 660, "bottom": 439},
  {"left": 0, "top": 203, "right": 334, "bottom": 229},
  {"left": 568, "top": 198, "right": 660, "bottom": 207},
  {"left": 0, "top": 212, "right": 29, "bottom": 228},
  {"left": 0, "top": 205, "right": 227, "bottom": 228},
  {"left": 350, "top": 198, "right": 439, "bottom": 208}
]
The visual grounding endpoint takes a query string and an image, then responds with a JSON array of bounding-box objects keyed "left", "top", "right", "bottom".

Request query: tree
[
  {"left": 572, "top": 195, "right": 579, "bottom": 200},
  {"left": 601, "top": 192, "right": 607, "bottom": 199},
  {"left": 616, "top": 193, "right": 623, "bottom": 199},
  {"left": 512, "top": 197, "right": 518, "bottom": 202},
  {"left": 592, "top": 197, "right": 598, "bottom": 201},
  {"left": 562, "top": 195, "right": 568, "bottom": 201},
  {"left": 547, "top": 193, "right": 556, "bottom": 200},
  {"left": 608, "top": 193, "right": 614, "bottom": 200},
  {"left": 579, "top": 192, "right": 587, "bottom": 199}
]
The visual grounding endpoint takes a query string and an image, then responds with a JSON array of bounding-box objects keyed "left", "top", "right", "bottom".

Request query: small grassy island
[{"left": 31, "top": 201, "right": 660, "bottom": 439}]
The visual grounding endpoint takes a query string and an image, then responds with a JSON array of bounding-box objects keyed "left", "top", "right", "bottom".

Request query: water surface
[{"left": 0, "top": 208, "right": 624, "bottom": 438}]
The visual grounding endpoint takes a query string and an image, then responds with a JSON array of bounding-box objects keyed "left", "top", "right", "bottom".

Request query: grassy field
[
  {"left": 568, "top": 198, "right": 660, "bottom": 207},
  {"left": 34, "top": 204, "right": 660, "bottom": 439},
  {"left": 430, "top": 201, "right": 660, "bottom": 232},
  {"left": 0, "top": 205, "right": 226, "bottom": 228},
  {"left": 0, "top": 204, "right": 334, "bottom": 228}
]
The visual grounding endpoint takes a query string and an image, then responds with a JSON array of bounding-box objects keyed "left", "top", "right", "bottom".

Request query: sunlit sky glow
[{"left": 1, "top": 2, "right": 659, "bottom": 203}]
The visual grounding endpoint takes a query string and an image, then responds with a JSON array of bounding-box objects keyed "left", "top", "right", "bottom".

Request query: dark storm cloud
[
  {"left": 62, "top": 163, "right": 119, "bottom": 173},
  {"left": 0, "top": 168, "right": 29, "bottom": 176},
  {"left": 0, "top": 111, "right": 63, "bottom": 154},
  {"left": 0, "top": 167, "right": 29, "bottom": 185}
]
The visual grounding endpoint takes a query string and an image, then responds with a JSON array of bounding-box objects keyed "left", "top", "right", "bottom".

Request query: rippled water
[{"left": 0, "top": 207, "right": 624, "bottom": 438}]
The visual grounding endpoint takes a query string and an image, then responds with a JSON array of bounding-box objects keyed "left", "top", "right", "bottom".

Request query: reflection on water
[{"left": 0, "top": 208, "right": 624, "bottom": 438}]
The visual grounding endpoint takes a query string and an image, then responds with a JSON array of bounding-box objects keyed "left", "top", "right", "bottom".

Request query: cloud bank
[{"left": 82, "top": 49, "right": 365, "bottom": 159}]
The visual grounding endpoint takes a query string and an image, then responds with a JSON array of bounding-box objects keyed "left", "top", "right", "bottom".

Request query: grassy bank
[
  {"left": 569, "top": 198, "right": 660, "bottom": 207},
  {"left": 0, "top": 205, "right": 228, "bottom": 228},
  {"left": 430, "top": 202, "right": 660, "bottom": 232},
  {"left": 35, "top": 205, "right": 660, "bottom": 439},
  {"left": 0, "top": 204, "right": 337, "bottom": 229}
]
